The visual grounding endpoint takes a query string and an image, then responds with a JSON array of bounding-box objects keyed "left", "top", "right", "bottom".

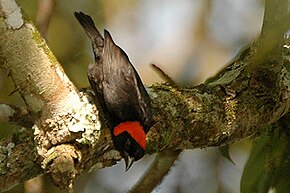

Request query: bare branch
[
  {"left": 150, "top": 63, "right": 176, "bottom": 86},
  {"left": 130, "top": 150, "right": 181, "bottom": 193}
]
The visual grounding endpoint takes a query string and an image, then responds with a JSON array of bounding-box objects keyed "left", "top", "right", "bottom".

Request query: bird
[{"left": 74, "top": 12, "right": 152, "bottom": 171}]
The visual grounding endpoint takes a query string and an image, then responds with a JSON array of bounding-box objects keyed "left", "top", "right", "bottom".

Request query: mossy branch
[{"left": 0, "top": 0, "right": 289, "bottom": 192}]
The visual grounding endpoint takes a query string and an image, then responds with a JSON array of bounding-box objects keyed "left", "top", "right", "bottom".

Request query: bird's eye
[{"left": 125, "top": 139, "right": 131, "bottom": 150}]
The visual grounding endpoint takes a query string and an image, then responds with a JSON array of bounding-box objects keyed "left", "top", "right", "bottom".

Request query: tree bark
[{"left": 0, "top": 0, "right": 289, "bottom": 191}]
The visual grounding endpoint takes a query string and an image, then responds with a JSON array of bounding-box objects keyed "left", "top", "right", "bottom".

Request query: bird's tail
[{"left": 74, "top": 12, "right": 104, "bottom": 60}]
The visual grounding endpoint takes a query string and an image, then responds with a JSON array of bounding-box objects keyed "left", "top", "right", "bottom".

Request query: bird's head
[{"left": 113, "top": 121, "right": 146, "bottom": 171}]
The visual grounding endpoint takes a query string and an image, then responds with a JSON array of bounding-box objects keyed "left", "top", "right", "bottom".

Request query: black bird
[{"left": 74, "top": 12, "right": 152, "bottom": 171}]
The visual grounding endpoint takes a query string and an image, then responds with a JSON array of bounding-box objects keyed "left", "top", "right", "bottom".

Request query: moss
[
  {"left": 31, "top": 25, "right": 59, "bottom": 66},
  {"left": 42, "top": 151, "right": 58, "bottom": 169},
  {"left": 0, "top": 145, "right": 7, "bottom": 175},
  {"left": 209, "top": 67, "right": 244, "bottom": 86}
]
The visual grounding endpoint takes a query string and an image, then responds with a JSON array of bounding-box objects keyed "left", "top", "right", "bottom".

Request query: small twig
[
  {"left": 130, "top": 150, "right": 181, "bottom": 193},
  {"left": 150, "top": 63, "right": 177, "bottom": 86}
]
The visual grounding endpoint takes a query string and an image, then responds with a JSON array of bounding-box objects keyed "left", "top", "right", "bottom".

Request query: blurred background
[{"left": 0, "top": 0, "right": 265, "bottom": 192}]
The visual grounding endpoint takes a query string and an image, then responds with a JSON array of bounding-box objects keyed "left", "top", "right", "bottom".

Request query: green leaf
[
  {"left": 267, "top": 130, "right": 290, "bottom": 193},
  {"left": 240, "top": 129, "right": 290, "bottom": 193},
  {"left": 274, "top": 165, "right": 290, "bottom": 193},
  {"left": 240, "top": 133, "right": 272, "bottom": 193},
  {"left": 219, "top": 144, "right": 235, "bottom": 165}
]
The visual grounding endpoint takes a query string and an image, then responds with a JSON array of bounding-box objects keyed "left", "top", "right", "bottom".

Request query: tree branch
[
  {"left": 0, "top": 0, "right": 289, "bottom": 192},
  {"left": 146, "top": 45, "right": 290, "bottom": 152},
  {"left": 249, "top": 0, "right": 289, "bottom": 70},
  {"left": 0, "top": 128, "right": 41, "bottom": 192},
  {"left": 130, "top": 150, "right": 181, "bottom": 193},
  {"left": 0, "top": 0, "right": 106, "bottom": 190}
]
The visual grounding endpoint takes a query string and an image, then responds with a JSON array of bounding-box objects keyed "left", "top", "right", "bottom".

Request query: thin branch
[
  {"left": 150, "top": 63, "right": 177, "bottom": 86},
  {"left": 249, "top": 0, "right": 289, "bottom": 71},
  {"left": 130, "top": 150, "right": 181, "bottom": 193}
]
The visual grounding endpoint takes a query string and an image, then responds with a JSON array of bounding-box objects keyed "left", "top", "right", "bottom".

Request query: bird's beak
[{"left": 124, "top": 152, "right": 135, "bottom": 172}]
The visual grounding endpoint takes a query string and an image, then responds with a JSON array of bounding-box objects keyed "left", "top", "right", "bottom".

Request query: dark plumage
[{"left": 74, "top": 12, "right": 152, "bottom": 170}]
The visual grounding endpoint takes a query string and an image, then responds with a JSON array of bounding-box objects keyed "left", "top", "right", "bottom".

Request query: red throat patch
[{"left": 113, "top": 121, "right": 146, "bottom": 150}]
